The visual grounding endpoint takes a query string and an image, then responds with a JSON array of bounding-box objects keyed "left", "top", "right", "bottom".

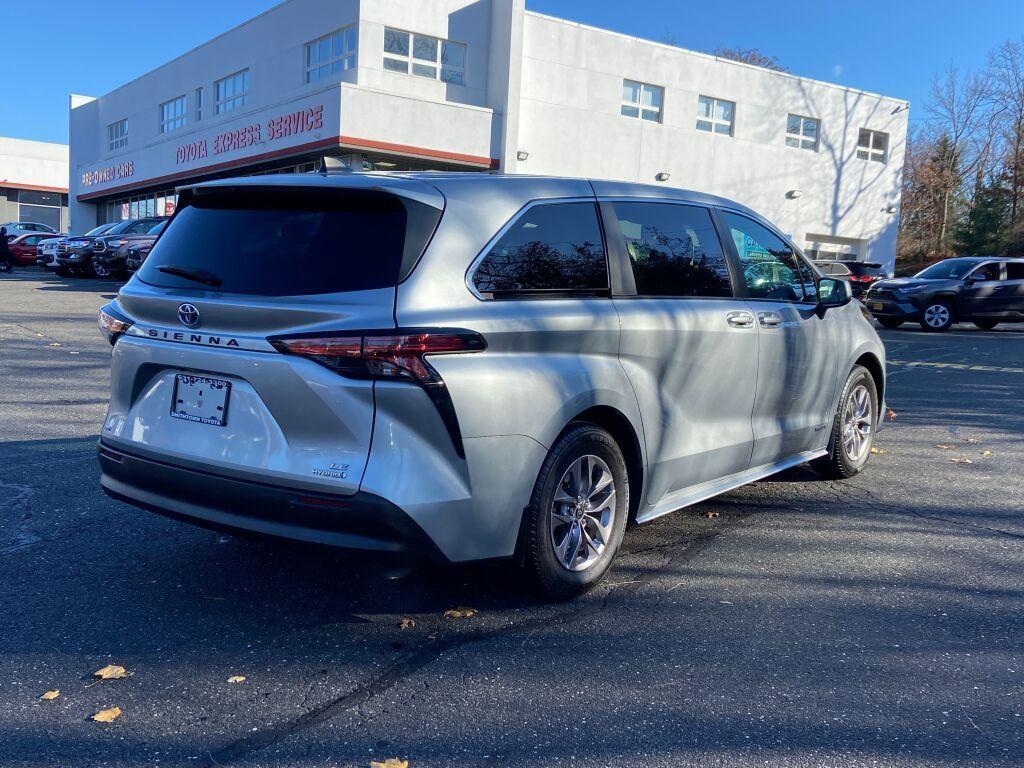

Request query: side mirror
[{"left": 818, "top": 277, "right": 852, "bottom": 309}]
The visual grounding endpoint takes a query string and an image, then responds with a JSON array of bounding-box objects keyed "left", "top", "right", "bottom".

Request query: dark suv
[
  {"left": 865, "top": 257, "right": 1024, "bottom": 331},
  {"left": 814, "top": 261, "right": 887, "bottom": 299},
  {"left": 93, "top": 219, "right": 167, "bottom": 278}
]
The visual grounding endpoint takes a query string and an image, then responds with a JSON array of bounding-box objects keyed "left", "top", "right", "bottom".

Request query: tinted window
[
  {"left": 723, "top": 211, "right": 812, "bottom": 302},
  {"left": 473, "top": 203, "right": 607, "bottom": 296},
  {"left": 968, "top": 262, "right": 1001, "bottom": 281},
  {"left": 611, "top": 202, "right": 731, "bottom": 297},
  {"left": 1007, "top": 263, "right": 1024, "bottom": 280},
  {"left": 138, "top": 188, "right": 441, "bottom": 296},
  {"left": 916, "top": 259, "right": 982, "bottom": 280}
]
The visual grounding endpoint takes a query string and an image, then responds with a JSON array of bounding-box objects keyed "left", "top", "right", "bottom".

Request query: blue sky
[{"left": 4, "top": 0, "right": 1023, "bottom": 145}]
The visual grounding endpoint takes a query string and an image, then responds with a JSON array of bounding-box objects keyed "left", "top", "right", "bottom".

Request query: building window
[
  {"left": 383, "top": 28, "right": 466, "bottom": 85},
  {"left": 621, "top": 80, "right": 663, "bottom": 123},
  {"left": 215, "top": 69, "right": 251, "bottom": 115},
  {"left": 857, "top": 128, "right": 888, "bottom": 163},
  {"left": 696, "top": 95, "right": 734, "bottom": 136},
  {"left": 786, "top": 114, "right": 819, "bottom": 151},
  {"left": 107, "top": 119, "right": 128, "bottom": 151},
  {"left": 159, "top": 95, "right": 187, "bottom": 134},
  {"left": 195, "top": 88, "right": 204, "bottom": 121},
  {"left": 305, "top": 25, "right": 357, "bottom": 82}
]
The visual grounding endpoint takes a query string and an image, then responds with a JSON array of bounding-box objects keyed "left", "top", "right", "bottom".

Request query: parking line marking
[{"left": 887, "top": 359, "right": 1024, "bottom": 374}]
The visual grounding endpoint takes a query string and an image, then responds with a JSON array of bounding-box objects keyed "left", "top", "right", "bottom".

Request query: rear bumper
[{"left": 98, "top": 440, "right": 447, "bottom": 562}]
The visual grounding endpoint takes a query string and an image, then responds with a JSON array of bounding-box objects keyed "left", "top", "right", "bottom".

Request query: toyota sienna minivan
[{"left": 97, "top": 172, "right": 885, "bottom": 598}]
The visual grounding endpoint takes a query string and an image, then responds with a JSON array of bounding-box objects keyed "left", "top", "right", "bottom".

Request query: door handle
[
  {"left": 758, "top": 312, "right": 784, "bottom": 328},
  {"left": 726, "top": 311, "right": 755, "bottom": 328}
]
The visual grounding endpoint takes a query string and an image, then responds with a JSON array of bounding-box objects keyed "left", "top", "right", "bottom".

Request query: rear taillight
[
  {"left": 98, "top": 303, "right": 133, "bottom": 345},
  {"left": 269, "top": 329, "right": 486, "bottom": 384},
  {"left": 269, "top": 329, "right": 487, "bottom": 458},
  {"left": 849, "top": 275, "right": 880, "bottom": 283}
]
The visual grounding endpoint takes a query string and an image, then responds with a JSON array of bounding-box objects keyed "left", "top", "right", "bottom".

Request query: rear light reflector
[{"left": 98, "top": 303, "right": 134, "bottom": 345}]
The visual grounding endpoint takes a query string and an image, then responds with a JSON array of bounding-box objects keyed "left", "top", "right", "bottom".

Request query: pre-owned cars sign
[{"left": 82, "top": 161, "right": 135, "bottom": 188}]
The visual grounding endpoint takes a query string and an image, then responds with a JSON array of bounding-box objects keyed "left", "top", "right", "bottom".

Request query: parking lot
[{"left": 1, "top": 269, "right": 1022, "bottom": 767}]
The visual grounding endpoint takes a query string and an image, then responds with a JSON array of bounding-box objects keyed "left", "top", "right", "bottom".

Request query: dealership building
[
  {"left": 1, "top": 136, "right": 69, "bottom": 232},
  {"left": 68, "top": 0, "right": 909, "bottom": 269}
]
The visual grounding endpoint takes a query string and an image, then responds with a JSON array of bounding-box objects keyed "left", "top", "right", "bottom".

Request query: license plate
[
  {"left": 170, "top": 374, "right": 231, "bottom": 427},
  {"left": 869, "top": 302, "right": 885, "bottom": 311}
]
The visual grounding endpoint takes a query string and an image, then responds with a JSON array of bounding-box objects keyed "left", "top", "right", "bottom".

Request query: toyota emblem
[{"left": 178, "top": 303, "right": 201, "bottom": 328}]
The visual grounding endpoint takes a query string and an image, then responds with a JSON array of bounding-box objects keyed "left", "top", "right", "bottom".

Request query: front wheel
[
  {"left": 877, "top": 318, "right": 904, "bottom": 329},
  {"left": 974, "top": 320, "right": 999, "bottom": 330},
  {"left": 920, "top": 300, "right": 954, "bottom": 332},
  {"left": 525, "top": 424, "right": 629, "bottom": 600},
  {"left": 92, "top": 259, "right": 112, "bottom": 279},
  {"left": 811, "top": 365, "right": 878, "bottom": 480}
]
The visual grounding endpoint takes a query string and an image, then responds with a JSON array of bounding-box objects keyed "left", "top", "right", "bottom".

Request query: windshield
[
  {"left": 86, "top": 224, "right": 115, "bottom": 236},
  {"left": 915, "top": 259, "right": 982, "bottom": 280},
  {"left": 137, "top": 187, "right": 441, "bottom": 296}
]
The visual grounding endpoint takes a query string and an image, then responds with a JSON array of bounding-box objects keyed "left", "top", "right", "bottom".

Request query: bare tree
[
  {"left": 988, "top": 40, "right": 1024, "bottom": 224},
  {"left": 711, "top": 47, "right": 788, "bottom": 73}
]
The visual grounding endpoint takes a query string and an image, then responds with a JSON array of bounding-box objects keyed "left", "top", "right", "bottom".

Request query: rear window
[{"left": 137, "top": 187, "right": 440, "bottom": 296}]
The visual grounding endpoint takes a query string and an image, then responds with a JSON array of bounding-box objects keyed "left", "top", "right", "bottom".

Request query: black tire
[
  {"left": 974, "top": 320, "right": 999, "bottom": 330},
  {"left": 877, "top": 318, "right": 904, "bottom": 329},
  {"left": 92, "top": 259, "right": 113, "bottom": 279},
  {"left": 811, "top": 365, "right": 879, "bottom": 480},
  {"left": 524, "top": 424, "right": 629, "bottom": 600},
  {"left": 54, "top": 266, "right": 70, "bottom": 277},
  {"left": 919, "top": 299, "right": 954, "bottom": 332}
]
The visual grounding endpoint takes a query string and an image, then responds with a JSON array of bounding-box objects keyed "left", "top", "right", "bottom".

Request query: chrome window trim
[{"left": 465, "top": 197, "right": 608, "bottom": 301}]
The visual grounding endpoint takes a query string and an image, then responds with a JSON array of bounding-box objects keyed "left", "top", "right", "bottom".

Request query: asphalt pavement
[{"left": 1, "top": 269, "right": 1022, "bottom": 768}]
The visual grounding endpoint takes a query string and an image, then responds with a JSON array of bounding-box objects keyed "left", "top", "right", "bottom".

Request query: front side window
[
  {"left": 159, "top": 95, "right": 187, "bottom": 134},
  {"left": 472, "top": 203, "right": 608, "bottom": 297},
  {"left": 215, "top": 69, "right": 250, "bottom": 115},
  {"left": 305, "top": 25, "right": 357, "bottom": 82},
  {"left": 786, "top": 114, "right": 819, "bottom": 151},
  {"left": 697, "top": 95, "right": 734, "bottom": 135},
  {"left": 857, "top": 128, "right": 888, "bottom": 163},
  {"left": 107, "top": 119, "right": 128, "bottom": 151},
  {"left": 967, "top": 262, "right": 1001, "bottom": 282},
  {"left": 723, "top": 211, "right": 813, "bottom": 302},
  {"left": 612, "top": 202, "right": 732, "bottom": 297},
  {"left": 383, "top": 28, "right": 466, "bottom": 85},
  {"left": 621, "top": 80, "right": 664, "bottom": 123}
]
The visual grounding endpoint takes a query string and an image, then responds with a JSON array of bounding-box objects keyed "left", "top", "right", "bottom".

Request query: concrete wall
[
  {"left": 1, "top": 136, "right": 70, "bottom": 231},
  {"left": 516, "top": 12, "right": 908, "bottom": 268}
]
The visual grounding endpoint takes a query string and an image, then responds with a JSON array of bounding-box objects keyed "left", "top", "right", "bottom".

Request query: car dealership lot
[{"left": 1, "top": 271, "right": 1022, "bottom": 768}]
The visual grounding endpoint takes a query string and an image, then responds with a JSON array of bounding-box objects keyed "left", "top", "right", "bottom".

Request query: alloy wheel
[
  {"left": 842, "top": 384, "right": 873, "bottom": 463},
  {"left": 549, "top": 454, "right": 616, "bottom": 572},
  {"left": 93, "top": 261, "right": 110, "bottom": 278},
  {"left": 924, "top": 304, "right": 950, "bottom": 329}
]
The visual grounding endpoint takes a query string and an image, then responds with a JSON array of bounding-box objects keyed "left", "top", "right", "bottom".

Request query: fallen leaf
[
  {"left": 965, "top": 438, "right": 980, "bottom": 444},
  {"left": 370, "top": 759, "right": 409, "bottom": 768},
  {"left": 719, "top": 600, "right": 734, "bottom": 605},
  {"left": 40, "top": 690, "right": 60, "bottom": 701},
  {"left": 980, "top": 450, "right": 993, "bottom": 457},
  {"left": 443, "top": 607, "right": 478, "bottom": 620},
  {"left": 886, "top": 409, "right": 898, "bottom": 422},
  {"left": 48, "top": 342, "right": 61, "bottom": 348},
  {"left": 935, "top": 444, "right": 956, "bottom": 450},
  {"left": 870, "top": 447, "right": 884, "bottom": 455},
  {"left": 91, "top": 706, "right": 122, "bottom": 723},
  {"left": 398, "top": 618, "right": 416, "bottom": 630},
  {"left": 705, "top": 511, "right": 720, "bottom": 519},
  {"left": 93, "top": 665, "right": 129, "bottom": 680},
  {"left": 227, "top": 675, "right": 246, "bottom": 684},
  {"left": 950, "top": 457, "right": 973, "bottom": 465}
]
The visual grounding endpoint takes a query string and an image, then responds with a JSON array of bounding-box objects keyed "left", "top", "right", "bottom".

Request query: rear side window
[
  {"left": 611, "top": 202, "right": 732, "bottom": 297},
  {"left": 472, "top": 203, "right": 608, "bottom": 297},
  {"left": 1007, "top": 263, "right": 1024, "bottom": 280},
  {"left": 137, "top": 188, "right": 440, "bottom": 296}
]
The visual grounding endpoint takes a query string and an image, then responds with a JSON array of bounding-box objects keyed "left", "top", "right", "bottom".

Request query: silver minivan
[{"left": 98, "top": 172, "right": 885, "bottom": 598}]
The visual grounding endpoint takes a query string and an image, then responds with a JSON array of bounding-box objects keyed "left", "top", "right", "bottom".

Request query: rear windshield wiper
[{"left": 156, "top": 265, "right": 222, "bottom": 288}]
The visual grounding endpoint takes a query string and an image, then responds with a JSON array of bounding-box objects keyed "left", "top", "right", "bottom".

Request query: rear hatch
[{"left": 103, "top": 175, "right": 444, "bottom": 496}]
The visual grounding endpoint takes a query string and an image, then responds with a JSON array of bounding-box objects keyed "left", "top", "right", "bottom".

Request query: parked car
[
  {"left": 124, "top": 236, "right": 161, "bottom": 273},
  {"left": 7, "top": 233, "right": 53, "bottom": 266},
  {"left": 93, "top": 219, "right": 168, "bottom": 278},
  {"left": 814, "top": 260, "right": 888, "bottom": 299},
  {"left": 58, "top": 219, "right": 162, "bottom": 277},
  {"left": 0, "top": 221, "right": 59, "bottom": 237},
  {"left": 97, "top": 173, "right": 885, "bottom": 598},
  {"left": 35, "top": 235, "right": 68, "bottom": 270},
  {"left": 865, "top": 256, "right": 1024, "bottom": 331}
]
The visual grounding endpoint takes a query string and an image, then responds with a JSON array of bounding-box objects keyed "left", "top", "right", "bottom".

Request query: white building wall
[
  {"left": 516, "top": 12, "right": 908, "bottom": 268},
  {"left": 1, "top": 136, "right": 70, "bottom": 230}
]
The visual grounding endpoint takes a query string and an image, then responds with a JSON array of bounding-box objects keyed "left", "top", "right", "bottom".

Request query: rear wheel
[
  {"left": 811, "top": 365, "right": 878, "bottom": 480},
  {"left": 974, "top": 320, "right": 999, "bottom": 330},
  {"left": 525, "top": 424, "right": 629, "bottom": 600},
  {"left": 877, "top": 318, "right": 904, "bottom": 329},
  {"left": 920, "top": 300, "right": 954, "bottom": 332}
]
